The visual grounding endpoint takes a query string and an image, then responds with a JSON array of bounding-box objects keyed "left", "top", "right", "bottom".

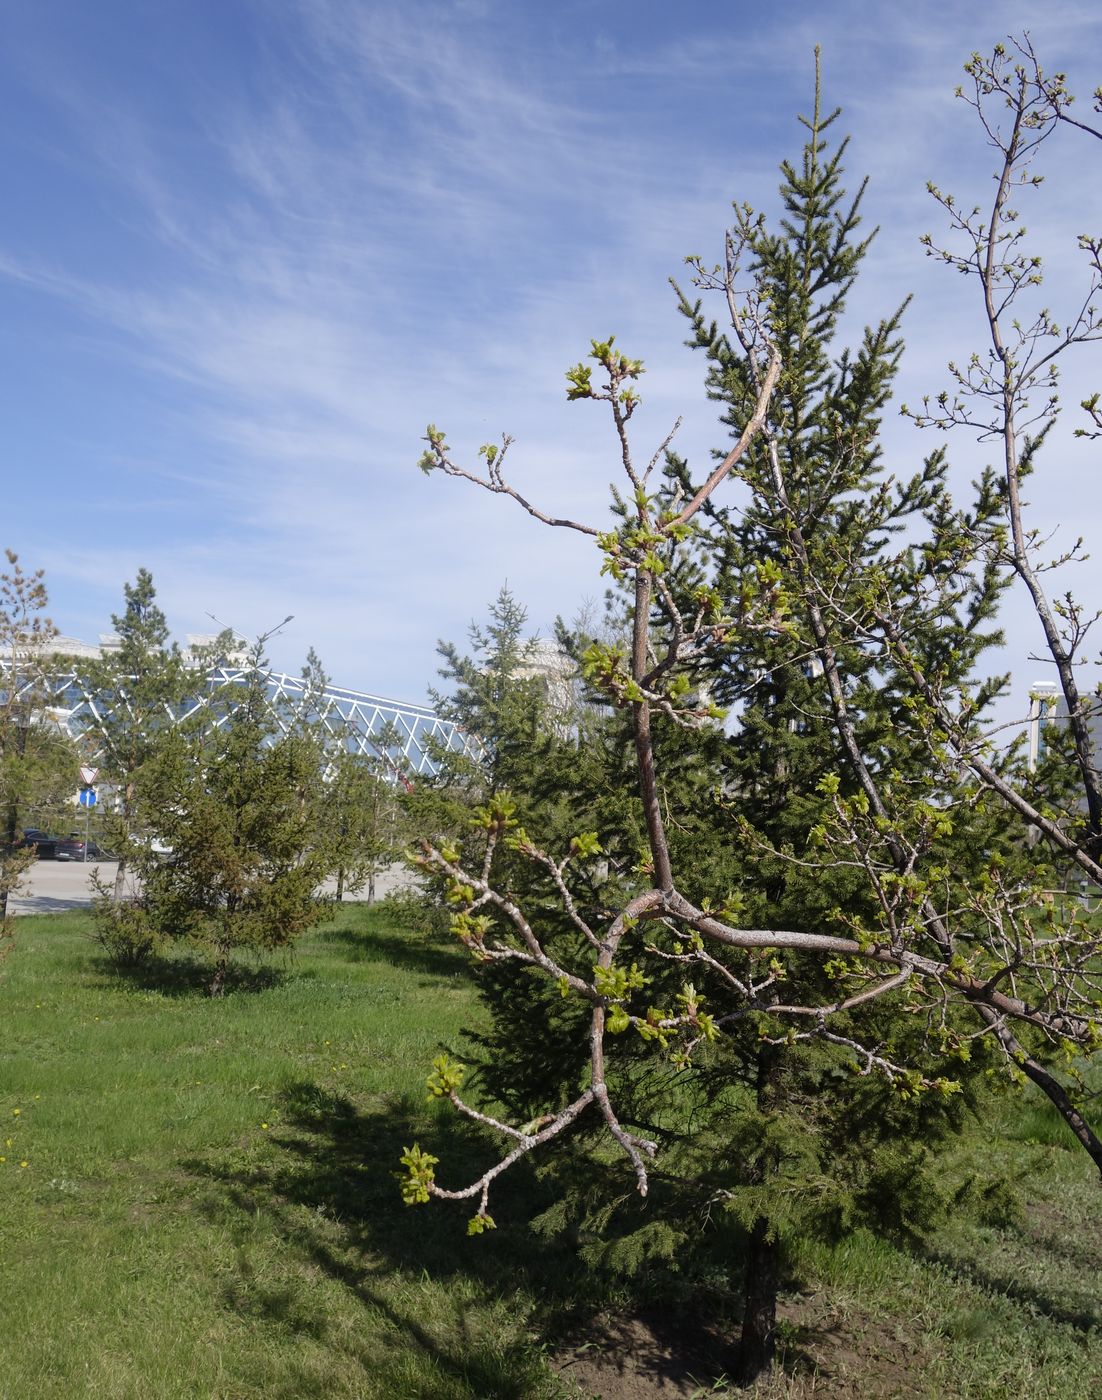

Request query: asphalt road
[{"left": 9, "top": 860, "right": 416, "bottom": 916}]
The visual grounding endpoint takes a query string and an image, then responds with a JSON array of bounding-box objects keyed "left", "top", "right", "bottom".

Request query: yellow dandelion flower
[
  {"left": 11, "top": 1108, "right": 20, "bottom": 1117},
  {"left": 261, "top": 1122, "right": 270, "bottom": 1130},
  {"left": 19, "top": 1160, "right": 28, "bottom": 1169}
]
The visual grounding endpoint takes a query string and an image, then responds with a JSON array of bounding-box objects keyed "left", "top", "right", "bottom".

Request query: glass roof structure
[{"left": 30, "top": 662, "right": 478, "bottom": 779}]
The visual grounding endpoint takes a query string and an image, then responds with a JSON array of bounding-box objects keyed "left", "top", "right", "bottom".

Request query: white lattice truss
[{"left": 31, "top": 665, "right": 480, "bottom": 778}]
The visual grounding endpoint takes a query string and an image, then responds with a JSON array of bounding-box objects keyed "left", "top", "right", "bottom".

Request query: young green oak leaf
[
  {"left": 594, "top": 961, "right": 649, "bottom": 1001},
  {"left": 570, "top": 831, "right": 602, "bottom": 858},
  {"left": 450, "top": 911, "right": 493, "bottom": 946},
  {"left": 676, "top": 982, "right": 702, "bottom": 1016},
  {"left": 473, "top": 795, "right": 518, "bottom": 830},
  {"left": 635, "top": 1006, "right": 672, "bottom": 1046},
  {"left": 426, "top": 1053, "right": 465, "bottom": 1099},
  {"left": 606, "top": 1004, "right": 631, "bottom": 1034},
  {"left": 696, "top": 1012, "right": 718, "bottom": 1042},
  {"left": 399, "top": 1144, "right": 439, "bottom": 1205},
  {"left": 565, "top": 363, "right": 594, "bottom": 399}
]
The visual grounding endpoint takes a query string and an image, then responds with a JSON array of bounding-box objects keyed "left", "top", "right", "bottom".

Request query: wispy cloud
[{"left": 1, "top": 0, "right": 1100, "bottom": 703}]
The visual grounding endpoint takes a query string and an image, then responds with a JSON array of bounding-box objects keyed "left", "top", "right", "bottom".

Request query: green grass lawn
[
  {"left": 0, "top": 908, "right": 575, "bottom": 1400},
  {"left": 2, "top": 908, "right": 1102, "bottom": 1399}
]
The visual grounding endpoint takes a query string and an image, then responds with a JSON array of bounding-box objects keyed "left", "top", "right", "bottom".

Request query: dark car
[
  {"left": 54, "top": 834, "right": 110, "bottom": 862},
  {"left": 17, "top": 828, "right": 57, "bottom": 859}
]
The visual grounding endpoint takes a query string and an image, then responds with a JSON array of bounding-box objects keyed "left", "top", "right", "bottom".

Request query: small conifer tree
[
  {"left": 81, "top": 570, "right": 192, "bottom": 962},
  {"left": 0, "top": 551, "right": 79, "bottom": 935},
  {"left": 131, "top": 633, "right": 332, "bottom": 994}
]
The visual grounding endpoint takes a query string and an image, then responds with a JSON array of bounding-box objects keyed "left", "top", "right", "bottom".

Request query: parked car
[
  {"left": 131, "top": 833, "right": 173, "bottom": 861},
  {"left": 54, "top": 834, "right": 111, "bottom": 862},
  {"left": 16, "top": 828, "right": 57, "bottom": 860}
]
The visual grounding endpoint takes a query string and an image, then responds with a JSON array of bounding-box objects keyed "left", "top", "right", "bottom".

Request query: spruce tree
[
  {"left": 659, "top": 69, "right": 1018, "bottom": 1376},
  {"left": 81, "top": 570, "right": 191, "bottom": 948},
  {"left": 407, "top": 48, "right": 1101, "bottom": 1387},
  {"left": 431, "top": 586, "right": 548, "bottom": 798},
  {"left": 416, "top": 76, "right": 1030, "bottom": 1382},
  {"left": 130, "top": 634, "right": 332, "bottom": 994}
]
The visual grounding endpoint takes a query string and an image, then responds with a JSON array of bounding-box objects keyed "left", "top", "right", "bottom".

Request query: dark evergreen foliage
[{"left": 425, "top": 78, "right": 1045, "bottom": 1380}]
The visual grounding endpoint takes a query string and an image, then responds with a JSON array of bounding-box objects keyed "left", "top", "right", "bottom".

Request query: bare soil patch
[
  {"left": 555, "top": 1309, "right": 733, "bottom": 1398},
  {"left": 553, "top": 1292, "right": 935, "bottom": 1398}
]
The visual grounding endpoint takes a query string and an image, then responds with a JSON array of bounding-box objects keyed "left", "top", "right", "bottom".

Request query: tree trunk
[
  {"left": 738, "top": 1045, "right": 784, "bottom": 1384},
  {"left": 114, "top": 787, "right": 134, "bottom": 903},
  {"left": 209, "top": 954, "right": 228, "bottom": 997},
  {"left": 368, "top": 867, "right": 376, "bottom": 904},
  {"left": 1, "top": 802, "right": 19, "bottom": 920},
  {"left": 738, "top": 1215, "right": 779, "bottom": 1384},
  {"left": 336, "top": 867, "right": 345, "bottom": 903}
]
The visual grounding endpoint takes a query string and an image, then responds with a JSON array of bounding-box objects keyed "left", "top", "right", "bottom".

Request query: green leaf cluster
[{"left": 399, "top": 1144, "right": 439, "bottom": 1206}]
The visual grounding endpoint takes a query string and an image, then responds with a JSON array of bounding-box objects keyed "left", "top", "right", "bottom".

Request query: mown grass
[
  {"left": 2, "top": 908, "right": 1102, "bottom": 1399},
  {"left": 0, "top": 908, "right": 579, "bottom": 1400},
  {"left": 752, "top": 1083, "right": 1102, "bottom": 1399}
]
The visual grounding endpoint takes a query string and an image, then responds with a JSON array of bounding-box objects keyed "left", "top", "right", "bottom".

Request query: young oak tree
[
  {"left": 822, "top": 35, "right": 1102, "bottom": 1163},
  {"left": 432, "top": 580, "right": 994, "bottom": 1382},
  {"left": 402, "top": 40, "right": 1102, "bottom": 1380},
  {"left": 421, "top": 67, "right": 1028, "bottom": 1380},
  {"left": 901, "top": 35, "right": 1102, "bottom": 873}
]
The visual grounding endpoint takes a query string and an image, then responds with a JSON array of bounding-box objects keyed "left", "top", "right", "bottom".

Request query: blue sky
[{"left": 3, "top": 0, "right": 1100, "bottom": 710}]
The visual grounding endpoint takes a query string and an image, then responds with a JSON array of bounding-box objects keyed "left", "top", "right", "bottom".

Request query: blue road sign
[{"left": 78, "top": 788, "right": 97, "bottom": 808}]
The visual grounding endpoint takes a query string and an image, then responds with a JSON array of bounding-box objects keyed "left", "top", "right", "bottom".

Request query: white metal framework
[{"left": 31, "top": 665, "right": 479, "bottom": 777}]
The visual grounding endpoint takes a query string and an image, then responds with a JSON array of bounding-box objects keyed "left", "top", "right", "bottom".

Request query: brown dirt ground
[{"left": 553, "top": 1292, "right": 935, "bottom": 1398}]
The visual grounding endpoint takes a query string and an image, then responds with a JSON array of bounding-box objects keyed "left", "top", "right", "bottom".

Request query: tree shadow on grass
[
  {"left": 185, "top": 1078, "right": 1102, "bottom": 1394},
  {"left": 92, "top": 951, "right": 287, "bottom": 998},
  {"left": 185, "top": 1080, "right": 589, "bottom": 1397},
  {"left": 922, "top": 1242, "right": 1102, "bottom": 1333},
  {"left": 185, "top": 1080, "right": 761, "bottom": 1397},
  {"left": 318, "top": 924, "right": 469, "bottom": 980}
]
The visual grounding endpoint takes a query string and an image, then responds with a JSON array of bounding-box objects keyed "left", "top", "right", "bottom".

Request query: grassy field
[
  {"left": 2, "top": 907, "right": 1102, "bottom": 1399},
  {"left": 0, "top": 908, "right": 575, "bottom": 1399}
]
